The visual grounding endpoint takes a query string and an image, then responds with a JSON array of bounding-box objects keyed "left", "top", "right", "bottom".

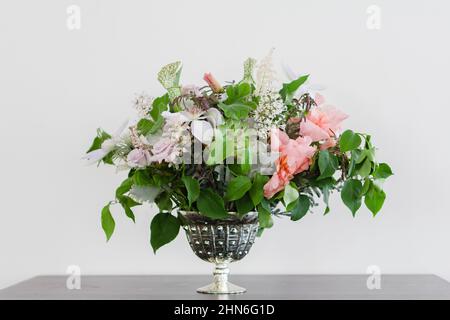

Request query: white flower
[
  {"left": 255, "top": 48, "right": 278, "bottom": 95},
  {"left": 253, "top": 92, "right": 286, "bottom": 140},
  {"left": 83, "top": 120, "right": 129, "bottom": 165},
  {"left": 133, "top": 93, "right": 153, "bottom": 117},
  {"left": 162, "top": 106, "right": 223, "bottom": 145}
]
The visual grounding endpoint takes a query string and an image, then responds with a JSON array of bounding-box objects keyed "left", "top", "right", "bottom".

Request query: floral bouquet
[{"left": 85, "top": 51, "right": 392, "bottom": 253}]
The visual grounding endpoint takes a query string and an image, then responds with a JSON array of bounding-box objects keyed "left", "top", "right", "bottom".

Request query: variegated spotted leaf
[
  {"left": 157, "top": 61, "right": 182, "bottom": 100},
  {"left": 242, "top": 57, "right": 256, "bottom": 84}
]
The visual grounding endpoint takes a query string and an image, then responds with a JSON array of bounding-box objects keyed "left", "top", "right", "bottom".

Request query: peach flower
[
  {"left": 299, "top": 94, "right": 348, "bottom": 142},
  {"left": 203, "top": 73, "right": 223, "bottom": 93},
  {"left": 319, "top": 137, "right": 337, "bottom": 150},
  {"left": 263, "top": 129, "right": 316, "bottom": 199}
]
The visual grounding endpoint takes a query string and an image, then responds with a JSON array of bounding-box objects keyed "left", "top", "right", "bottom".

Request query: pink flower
[
  {"left": 320, "top": 138, "right": 337, "bottom": 150},
  {"left": 127, "top": 148, "right": 151, "bottom": 168},
  {"left": 263, "top": 129, "right": 316, "bottom": 199},
  {"left": 149, "top": 138, "right": 178, "bottom": 163},
  {"left": 203, "top": 73, "right": 223, "bottom": 93},
  {"left": 299, "top": 95, "right": 348, "bottom": 142}
]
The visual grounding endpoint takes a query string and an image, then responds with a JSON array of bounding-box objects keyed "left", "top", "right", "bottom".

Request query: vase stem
[
  {"left": 196, "top": 262, "right": 246, "bottom": 294},
  {"left": 213, "top": 263, "right": 229, "bottom": 292}
]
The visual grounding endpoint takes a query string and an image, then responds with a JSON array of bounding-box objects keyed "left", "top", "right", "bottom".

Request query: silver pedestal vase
[{"left": 180, "top": 211, "right": 259, "bottom": 294}]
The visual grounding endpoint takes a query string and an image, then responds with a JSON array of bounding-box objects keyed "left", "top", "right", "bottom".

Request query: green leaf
[
  {"left": 347, "top": 150, "right": 357, "bottom": 177},
  {"left": 340, "top": 130, "right": 362, "bottom": 152},
  {"left": 225, "top": 176, "right": 252, "bottom": 201},
  {"left": 120, "top": 195, "right": 140, "bottom": 221},
  {"left": 224, "top": 83, "right": 253, "bottom": 103},
  {"left": 145, "top": 94, "right": 169, "bottom": 131},
  {"left": 87, "top": 129, "right": 111, "bottom": 153},
  {"left": 364, "top": 184, "right": 386, "bottom": 216},
  {"left": 279, "top": 75, "right": 309, "bottom": 103},
  {"left": 150, "top": 213, "right": 180, "bottom": 253},
  {"left": 182, "top": 175, "right": 200, "bottom": 208},
  {"left": 119, "top": 201, "right": 135, "bottom": 222},
  {"left": 373, "top": 163, "right": 393, "bottom": 179},
  {"left": 136, "top": 118, "right": 155, "bottom": 135},
  {"left": 115, "top": 178, "right": 133, "bottom": 198},
  {"left": 218, "top": 102, "right": 254, "bottom": 120},
  {"left": 361, "top": 178, "right": 371, "bottom": 195},
  {"left": 102, "top": 152, "right": 114, "bottom": 165},
  {"left": 355, "top": 149, "right": 367, "bottom": 164},
  {"left": 257, "top": 201, "right": 273, "bottom": 228},
  {"left": 365, "top": 147, "right": 376, "bottom": 162},
  {"left": 283, "top": 183, "right": 299, "bottom": 208},
  {"left": 155, "top": 192, "right": 172, "bottom": 212},
  {"left": 101, "top": 204, "right": 115, "bottom": 241},
  {"left": 357, "top": 158, "right": 372, "bottom": 178},
  {"left": 132, "top": 170, "right": 153, "bottom": 186},
  {"left": 249, "top": 173, "right": 269, "bottom": 206},
  {"left": 206, "top": 127, "right": 239, "bottom": 165},
  {"left": 290, "top": 195, "right": 310, "bottom": 221},
  {"left": 341, "top": 179, "right": 363, "bottom": 216},
  {"left": 237, "top": 82, "right": 252, "bottom": 97},
  {"left": 228, "top": 162, "right": 251, "bottom": 176},
  {"left": 256, "top": 227, "right": 265, "bottom": 237},
  {"left": 197, "top": 189, "right": 228, "bottom": 219},
  {"left": 236, "top": 193, "right": 254, "bottom": 216},
  {"left": 150, "top": 94, "right": 169, "bottom": 120},
  {"left": 318, "top": 150, "right": 338, "bottom": 180}
]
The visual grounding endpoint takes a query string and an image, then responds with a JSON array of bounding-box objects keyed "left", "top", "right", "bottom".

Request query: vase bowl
[{"left": 180, "top": 211, "right": 259, "bottom": 294}]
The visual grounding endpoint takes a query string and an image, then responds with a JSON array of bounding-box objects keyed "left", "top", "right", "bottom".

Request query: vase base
[{"left": 197, "top": 282, "right": 246, "bottom": 294}]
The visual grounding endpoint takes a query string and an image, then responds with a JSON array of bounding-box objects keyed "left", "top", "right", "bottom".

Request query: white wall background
[{"left": 1, "top": 0, "right": 449, "bottom": 289}]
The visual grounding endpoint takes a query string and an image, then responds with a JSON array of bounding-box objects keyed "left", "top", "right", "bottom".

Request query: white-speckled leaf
[
  {"left": 157, "top": 61, "right": 182, "bottom": 100},
  {"left": 242, "top": 57, "right": 256, "bottom": 84}
]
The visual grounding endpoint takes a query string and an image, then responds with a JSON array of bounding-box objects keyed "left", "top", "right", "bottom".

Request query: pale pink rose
[
  {"left": 203, "top": 73, "right": 223, "bottom": 93},
  {"left": 148, "top": 138, "right": 174, "bottom": 163},
  {"left": 264, "top": 130, "right": 316, "bottom": 199},
  {"left": 127, "top": 148, "right": 151, "bottom": 168},
  {"left": 299, "top": 96, "right": 348, "bottom": 142}
]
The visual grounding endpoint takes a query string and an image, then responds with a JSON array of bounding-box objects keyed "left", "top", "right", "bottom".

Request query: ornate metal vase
[{"left": 180, "top": 211, "right": 259, "bottom": 294}]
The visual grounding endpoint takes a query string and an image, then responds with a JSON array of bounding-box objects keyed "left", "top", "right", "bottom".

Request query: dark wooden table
[{"left": 1, "top": 275, "right": 450, "bottom": 300}]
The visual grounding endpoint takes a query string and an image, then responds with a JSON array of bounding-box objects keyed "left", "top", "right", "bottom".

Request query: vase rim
[
  {"left": 179, "top": 210, "right": 258, "bottom": 225},
  {"left": 179, "top": 210, "right": 256, "bottom": 216}
]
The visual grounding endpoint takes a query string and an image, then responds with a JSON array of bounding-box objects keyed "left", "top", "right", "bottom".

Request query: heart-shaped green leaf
[
  {"left": 182, "top": 175, "right": 200, "bottom": 208},
  {"left": 197, "top": 189, "right": 228, "bottom": 219},
  {"left": 340, "top": 130, "right": 362, "bottom": 152},
  {"left": 150, "top": 213, "right": 180, "bottom": 253},
  {"left": 225, "top": 176, "right": 252, "bottom": 201},
  {"left": 341, "top": 179, "right": 363, "bottom": 216}
]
